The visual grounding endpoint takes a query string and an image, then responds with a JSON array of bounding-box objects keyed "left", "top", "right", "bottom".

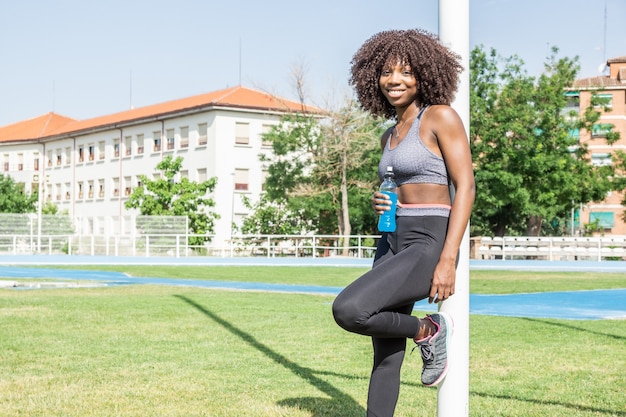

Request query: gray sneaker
[{"left": 414, "top": 312, "right": 453, "bottom": 387}]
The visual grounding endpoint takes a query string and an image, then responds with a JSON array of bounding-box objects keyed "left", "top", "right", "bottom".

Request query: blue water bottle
[{"left": 377, "top": 166, "right": 398, "bottom": 232}]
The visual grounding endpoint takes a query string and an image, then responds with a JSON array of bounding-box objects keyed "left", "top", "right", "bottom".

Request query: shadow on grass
[
  {"left": 471, "top": 390, "right": 626, "bottom": 416},
  {"left": 521, "top": 317, "right": 626, "bottom": 341},
  {"left": 174, "top": 295, "right": 365, "bottom": 416}
]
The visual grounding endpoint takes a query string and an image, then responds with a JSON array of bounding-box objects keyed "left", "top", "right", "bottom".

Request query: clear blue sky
[{"left": 1, "top": 0, "right": 624, "bottom": 127}]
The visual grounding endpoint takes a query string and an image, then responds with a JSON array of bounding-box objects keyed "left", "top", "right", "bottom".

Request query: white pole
[{"left": 438, "top": 1, "right": 470, "bottom": 417}]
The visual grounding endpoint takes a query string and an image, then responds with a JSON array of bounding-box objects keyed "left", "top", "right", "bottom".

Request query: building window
[
  {"left": 65, "top": 147, "right": 71, "bottom": 165},
  {"left": 88, "top": 144, "right": 95, "bottom": 161},
  {"left": 235, "top": 122, "right": 250, "bottom": 145},
  {"left": 591, "top": 123, "right": 614, "bottom": 138},
  {"left": 166, "top": 129, "right": 175, "bottom": 150},
  {"left": 153, "top": 131, "right": 162, "bottom": 152},
  {"left": 123, "top": 136, "right": 131, "bottom": 156},
  {"left": 591, "top": 153, "right": 612, "bottom": 166},
  {"left": 65, "top": 183, "right": 71, "bottom": 200},
  {"left": 88, "top": 181, "right": 94, "bottom": 199},
  {"left": 2, "top": 154, "right": 8, "bottom": 171},
  {"left": 197, "top": 168, "right": 207, "bottom": 182},
  {"left": 234, "top": 168, "right": 249, "bottom": 191},
  {"left": 198, "top": 123, "right": 208, "bottom": 146},
  {"left": 124, "top": 176, "right": 132, "bottom": 196},
  {"left": 261, "top": 169, "right": 268, "bottom": 191},
  {"left": 17, "top": 153, "right": 23, "bottom": 171},
  {"left": 56, "top": 149, "right": 62, "bottom": 165},
  {"left": 48, "top": 150, "right": 54, "bottom": 166},
  {"left": 261, "top": 124, "right": 273, "bottom": 147},
  {"left": 98, "top": 141, "right": 105, "bottom": 160},
  {"left": 136, "top": 134, "right": 144, "bottom": 154},
  {"left": 98, "top": 180, "right": 104, "bottom": 198},
  {"left": 78, "top": 147, "right": 84, "bottom": 163},
  {"left": 33, "top": 154, "right": 40, "bottom": 171},
  {"left": 112, "top": 177, "right": 120, "bottom": 197},
  {"left": 180, "top": 170, "right": 189, "bottom": 180},
  {"left": 593, "top": 93, "right": 613, "bottom": 109},
  {"left": 180, "top": 126, "right": 189, "bottom": 148},
  {"left": 590, "top": 212, "right": 614, "bottom": 229},
  {"left": 113, "top": 140, "right": 120, "bottom": 158},
  {"left": 77, "top": 182, "right": 84, "bottom": 199}
]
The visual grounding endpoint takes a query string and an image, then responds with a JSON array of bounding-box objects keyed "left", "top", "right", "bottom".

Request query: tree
[
  {"left": 239, "top": 194, "right": 312, "bottom": 235},
  {"left": 470, "top": 46, "right": 619, "bottom": 236},
  {"left": 125, "top": 156, "right": 219, "bottom": 246},
  {"left": 0, "top": 174, "right": 36, "bottom": 213},
  {"left": 254, "top": 102, "right": 384, "bottom": 254},
  {"left": 312, "top": 102, "right": 384, "bottom": 250},
  {"left": 614, "top": 150, "right": 626, "bottom": 222}
]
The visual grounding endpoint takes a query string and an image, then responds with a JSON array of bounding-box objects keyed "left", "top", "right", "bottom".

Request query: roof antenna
[
  {"left": 602, "top": 0, "right": 607, "bottom": 63},
  {"left": 598, "top": 0, "right": 609, "bottom": 74}
]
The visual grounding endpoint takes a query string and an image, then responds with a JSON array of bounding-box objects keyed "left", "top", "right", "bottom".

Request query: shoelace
[
  {"left": 410, "top": 339, "right": 433, "bottom": 360},
  {"left": 419, "top": 343, "right": 434, "bottom": 362}
]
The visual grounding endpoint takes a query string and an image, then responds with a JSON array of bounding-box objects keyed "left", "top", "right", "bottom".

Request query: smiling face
[{"left": 379, "top": 60, "right": 418, "bottom": 109}]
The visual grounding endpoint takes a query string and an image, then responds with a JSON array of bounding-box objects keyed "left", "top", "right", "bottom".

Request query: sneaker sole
[{"left": 423, "top": 311, "right": 454, "bottom": 387}]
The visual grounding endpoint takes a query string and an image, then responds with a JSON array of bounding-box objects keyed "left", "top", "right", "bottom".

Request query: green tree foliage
[
  {"left": 239, "top": 194, "right": 311, "bottom": 235},
  {"left": 470, "top": 46, "right": 619, "bottom": 236},
  {"left": 244, "top": 104, "right": 384, "bottom": 242},
  {"left": 614, "top": 150, "right": 626, "bottom": 222},
  {"left": 125, "top": 156, "right": 218, "bottom": 245},
  {"left": 0, "top": 174, "right": 36, "bottom": 213}
]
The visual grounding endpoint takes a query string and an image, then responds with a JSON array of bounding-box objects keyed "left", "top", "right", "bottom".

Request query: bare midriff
[{"left": 397, "top": 183, "right": 451, "bottom": 206}]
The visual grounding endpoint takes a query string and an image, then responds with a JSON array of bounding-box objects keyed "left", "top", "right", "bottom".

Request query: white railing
[
  {"left": 475, "top": 236, "right": 626, "bottom": 261},
  {"left": 3, "top": 233, "right": 626, "bottom": 261},
  {"left": 0, "top": 234, "right": 380, "bottom": 259}
]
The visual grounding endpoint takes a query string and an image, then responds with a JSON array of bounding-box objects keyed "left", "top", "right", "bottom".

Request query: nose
[{"left": 388, "top": 70, "right": 402, "bottom": 84}]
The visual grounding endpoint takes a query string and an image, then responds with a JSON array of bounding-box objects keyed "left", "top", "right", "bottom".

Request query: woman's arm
[{"left": 427, "top": 105, "right": 475, "bottom": 303}]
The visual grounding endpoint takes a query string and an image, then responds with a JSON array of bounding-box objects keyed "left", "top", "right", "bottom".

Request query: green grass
[
  {"left": 1, "top": 266, "right": 625, "bottom": 416},
  {"left": 35, "top": 264, "right": 626, "bottom": 293}
]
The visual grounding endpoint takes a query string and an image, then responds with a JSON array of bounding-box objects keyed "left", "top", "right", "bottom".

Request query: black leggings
[{"left": 332, "top": 215, "right": 449, "bottom": 417}]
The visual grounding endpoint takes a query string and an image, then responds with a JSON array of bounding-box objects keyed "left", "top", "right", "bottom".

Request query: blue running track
[{"left": 1, "top": 258, "right": 625, "bottom": 321}]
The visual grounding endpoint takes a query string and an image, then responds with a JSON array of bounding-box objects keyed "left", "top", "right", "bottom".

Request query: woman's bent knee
[{"left": 332, "top": 295, "right": 368, "bottom": 333}]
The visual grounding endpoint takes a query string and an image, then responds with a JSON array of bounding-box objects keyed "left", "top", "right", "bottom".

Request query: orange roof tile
[
  {"left": 573, "top": 55, "right": 626, "bottom": 89},
  {"left": 572, "top": 75, "right": 625, "bottom": 89},
  {"left": 0, "top": 113, "right": 77, "bottom": 143},
  {"left": 607, "top": 56, "right": 626, "bottom": 63},
  {"left": 0, "top": 85, "right": 324, "bottom": 143}
]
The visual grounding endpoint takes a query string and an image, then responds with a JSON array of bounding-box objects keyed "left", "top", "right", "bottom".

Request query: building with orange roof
[
  {"left": 0, "top": 85, "right": 323, "bottom": 247},
  {"left": 570, "top": 55, "right": 626, "bottom": 235}
]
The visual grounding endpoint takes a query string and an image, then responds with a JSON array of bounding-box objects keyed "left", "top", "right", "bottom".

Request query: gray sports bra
[{"left": 378, "top": 106, "right": 449, "bottom": 186}]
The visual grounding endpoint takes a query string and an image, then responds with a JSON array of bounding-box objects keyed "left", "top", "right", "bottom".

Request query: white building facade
[{"left": 0, "top": 86, "right": 319, "bottom": 246}]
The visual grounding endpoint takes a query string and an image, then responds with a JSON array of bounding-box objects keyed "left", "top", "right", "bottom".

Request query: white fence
[
  {"left": 0, "top": 233, "right": 380, "bottom": 259},
  {"left": 475, "top": 236, "right": 626, "bottom": 261},
  {"left": 1, "top": 212, "right": 625, "bottom": 261}
]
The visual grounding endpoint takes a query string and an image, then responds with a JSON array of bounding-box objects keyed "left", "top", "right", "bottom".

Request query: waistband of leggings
[{"left": 396, "top": 203, "right": 451, "bottom": 218}]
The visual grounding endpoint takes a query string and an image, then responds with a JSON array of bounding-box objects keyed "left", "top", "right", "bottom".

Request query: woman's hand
[
  {"left": 429, "top": 257, "right": 456, "bottom": 304},
  {"left": 372, "top": 191, "right": 392, "bottom": 215}
]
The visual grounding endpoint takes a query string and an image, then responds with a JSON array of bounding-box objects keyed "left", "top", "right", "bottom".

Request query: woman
[{"left": 332, "top": 29, "right": 475, "bottom": 416}]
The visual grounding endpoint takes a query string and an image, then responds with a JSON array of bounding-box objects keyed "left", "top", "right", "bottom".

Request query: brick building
[{"left": 571, "top": 55, "right": 626, "bottom": 235}]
